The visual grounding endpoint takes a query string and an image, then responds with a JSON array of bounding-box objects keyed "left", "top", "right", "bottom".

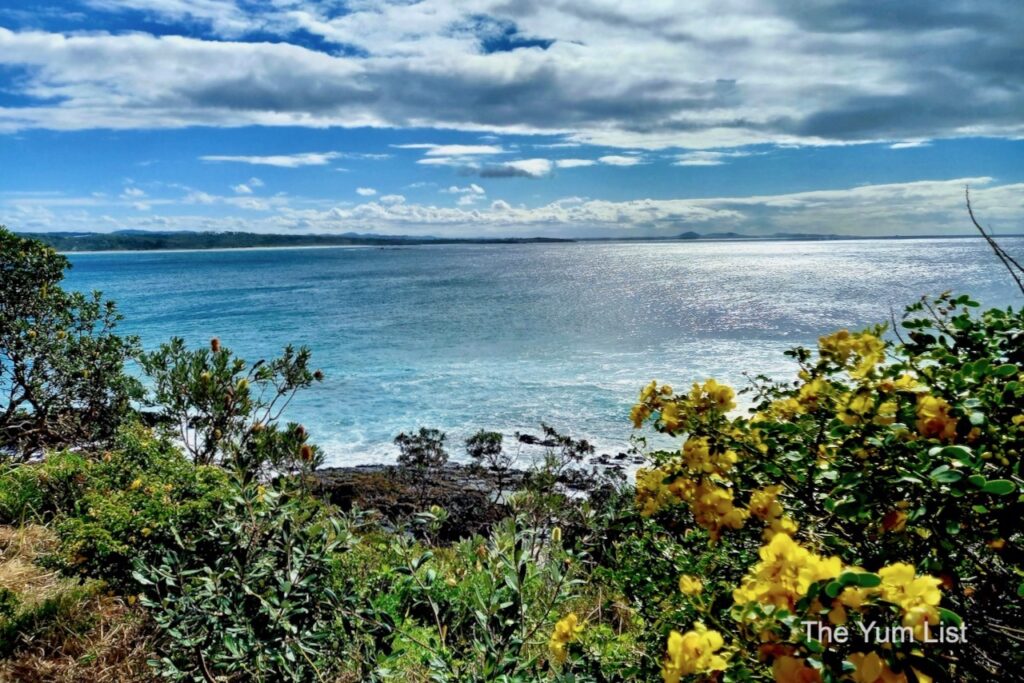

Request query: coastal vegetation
[{"left": 1, "top": 224, "right": 1022, "bottom": 682}]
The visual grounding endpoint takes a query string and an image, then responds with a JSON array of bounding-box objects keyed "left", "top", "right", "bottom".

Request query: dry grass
[{"left": 0, "top": 524, "right": 155, "bottom": 682}]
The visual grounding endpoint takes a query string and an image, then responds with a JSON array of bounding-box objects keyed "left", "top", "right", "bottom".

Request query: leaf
[
  {"left": 131, "top": 570, "right": 155, "bottom": 586},
  {"left": 929, "top": 465, "right": 962, "bottom": 484},
  {"left": 993, "top": 363, "right": 1019, "bottom": 378},
  {"left": 967, "top": 474, "right": 987, "bottom": 488},
  {"left": 854, "top": 572, "right": 881, "bottom": 588},
  {"left": 982, "top": 479, "right": 1015, "bottom": 495},
  {"left": 938, "top": 608, "right": 962, "bottom": 627}
]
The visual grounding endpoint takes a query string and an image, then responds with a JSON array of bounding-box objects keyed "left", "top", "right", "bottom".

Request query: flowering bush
[{"left": 626, "top": 293, "right": 1022, "bottom": 682}]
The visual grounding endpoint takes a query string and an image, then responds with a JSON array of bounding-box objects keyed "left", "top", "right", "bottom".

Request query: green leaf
[
  {"left": 993, "top": 363, "right": 1019, "bottom": 378},
  {"left": 967, "top": 474, "right": 987, "bottom": 488},
  {"left": 131, "top": 570, "right": 154, "bottom": 586},
  {"left": 854, "top": 572, "right": 881, "bottom": 588},
  {"left": 982, "top": 479, "right": 1015, "bottom": 495},
  {"left": 929, "top": 465, "right": 962, "bottom": 484},
  {"left": 938, "top": 608, "right": 962, "bottom": 627}
]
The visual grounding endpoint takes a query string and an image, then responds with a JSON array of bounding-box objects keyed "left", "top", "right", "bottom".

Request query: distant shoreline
[{"left": 19, "top": 230, "right": 1024, "bottom": 254}]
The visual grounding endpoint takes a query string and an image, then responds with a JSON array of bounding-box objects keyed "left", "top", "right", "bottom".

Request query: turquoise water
[{"left": 63, "top": 238, "right": 1023, "bottom": 465}]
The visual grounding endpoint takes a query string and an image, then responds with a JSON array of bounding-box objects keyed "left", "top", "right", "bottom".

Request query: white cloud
[
  {"left": 6, "top": 177, "right": 1023, "bottom": 238},
  {"left": 121, "top": 186, "right": 146, "bottom": 198},
  {"left": 598, "top": 155, "right": 644, "bottom": 167},
  {"left": 200, "top": 152, "right": 341, "bottom": 167},
  {"left": 248, "top": 177, "right": 264, "bottom": 187},
  {"left": 394, "top": 144, "right": 504, "bottom": 156},
  {"left": 555, "top": 159, "right": 597, "bottom": 168},
  {"left": 1, "top": 2, "right": 1020, "bottom": 148},
  {"left": 442, "top": 184, "right": 486, "bottom": 194},
  {"left": 356, "top": 187, "right": 377, "bottom": 196},
  {"left": 232, "top": 183, "right": 253, "bottom": 194},
  {"left": 502, "top": 158, "right": 553, "bottom": 177},
  {"left": 674, "top": 151, "right": 751, "bottom": 166},
  {"left": 890, "top": 140, "right": 932, "bottom": 150}
]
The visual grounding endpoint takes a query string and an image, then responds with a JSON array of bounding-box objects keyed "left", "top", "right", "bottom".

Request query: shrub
[
  {"left": 466, "top": 430, "right": 516, "bottom": 492},
  {"left": 134, "top": 480, "right": 356, "bottom": 682},
  {"left": 0, "top": 226, "right": 141, "bottom": 459},
  {"left": 37, "top": 424, "right": 231, "bottom": 591},
  {"left": 139, "top": 337, "right": 323, "bottom": 480},
  {"left": 395, "top": 427, "right": 449, "bottom": 472},
  {"left": 622, "top": 293, "right": 1023, "bottom": 683}
]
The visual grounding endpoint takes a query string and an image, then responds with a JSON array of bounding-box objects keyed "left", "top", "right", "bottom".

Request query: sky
[{"left": 0, "top": 0, "right": 1022, "bottom": 238}]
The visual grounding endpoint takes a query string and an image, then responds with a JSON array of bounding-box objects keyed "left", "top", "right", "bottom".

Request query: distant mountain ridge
[
  {"left": 19, "top": 230, "right": 575, "bottom": 252},
  {"left": 15, "top": 229, "right": 1020, "bottom": 252}
]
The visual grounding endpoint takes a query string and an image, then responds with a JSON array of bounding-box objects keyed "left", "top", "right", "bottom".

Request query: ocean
[{"left": 63, "top": 237, "right": 1024, "bottom": 466}]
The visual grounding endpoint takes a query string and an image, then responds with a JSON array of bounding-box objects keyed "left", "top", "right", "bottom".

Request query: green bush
[
  {"left": 139, "top": 336, "right": 323, "bottom": 479},
  {"left": 52, "top": 424, "right": 230, "bottom": 591},
  {"left": 134, "top": 480, "right": 355, "bottom": 682},
  {"left": 0, "top": 451, "right": 91, "bottom": 523},
  {"left": 0, "top": 226, "right": 141, "bottom": 458}
]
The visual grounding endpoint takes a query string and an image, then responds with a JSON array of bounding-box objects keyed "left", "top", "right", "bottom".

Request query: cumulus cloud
[
  {"left": 0, "top": 1, "right": 1020, "bottom": 147},
  {"left": 200, "top": 152, "right": 341, "bottom": 167},
  {"left": 356, "top": 187, "right": 377, "bottom": 196}
]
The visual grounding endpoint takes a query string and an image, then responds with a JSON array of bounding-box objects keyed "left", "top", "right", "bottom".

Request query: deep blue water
[{"left": 63, "top": 238, "right": 1023, "bottom": 465}]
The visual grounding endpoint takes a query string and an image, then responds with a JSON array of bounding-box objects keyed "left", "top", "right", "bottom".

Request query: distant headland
[{"left": 16, "top": 229, "right": 1021, "bottom": 252}]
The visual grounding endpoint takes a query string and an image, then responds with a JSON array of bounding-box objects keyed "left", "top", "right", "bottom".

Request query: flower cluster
[
  {"left": 747, "top": 485, "right": 798, "bottom": 540},
  {"left": 661, "top": 623, "right": 727, "bottom": 683},
  {"left": 731, "top": 534, "right": 842, "bottom": 611},
  {"left": 818, "top": 329, "right": 886, "bottom": 379},
  {"left": 914, "top": 394, "right": 957, "bottom": 441},
  {"left": 549, "top": 613, "right": 584, "bottom": 663}
]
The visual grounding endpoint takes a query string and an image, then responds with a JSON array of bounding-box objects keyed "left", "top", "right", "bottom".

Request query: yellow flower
[
  {"left": 661, "top": 401, "right": 681, "bottom": 431},
  {"left": 549, "top": 613, "right": 583, "bottom": 663},
  {"left": 748, "top": 485, "right": 784, "bottom": 521},
  {"left": 877, "top": 562, "right": 943, "bottom": 639},
  {"left": 733, "top": 534, "right": 842, "bottom": 611},
  {"left": 678, "top": 574, "right": 703, "bottom": 596},
  {"left": 129, "top": 478, "right": 142, "bottom": 491},
  {"left": 915, "top": 395, "right": 957, "bottom": 441},
  {"left": 773, "top": 655, "right": 822, "bottom": 683},
  {"left": 797, "top": 378, "right": 828, "bottom": 408},
  {"left": 689, "top": 379, "right": 736, "bottom": 412},
  {"left": 847, "top": 651, "right": 924, "bottom": 683},
  {"left": 690, "top": 481, "right": 748, "bottom": 540},
  {"left": 662, "top": 623, "right": 727, "bottom": 683},
  {"left": 631, "top": 403, "right": 651, "bottom": 429}
]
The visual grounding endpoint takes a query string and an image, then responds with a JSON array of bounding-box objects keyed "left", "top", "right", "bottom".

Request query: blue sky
[{"left": 0, "top": 1, "right": 1022, "bottom": 238}]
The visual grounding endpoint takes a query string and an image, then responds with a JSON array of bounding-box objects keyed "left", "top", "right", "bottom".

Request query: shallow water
[{"left": 64, "top": 237, "right": 1024, "bottom": 465}]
